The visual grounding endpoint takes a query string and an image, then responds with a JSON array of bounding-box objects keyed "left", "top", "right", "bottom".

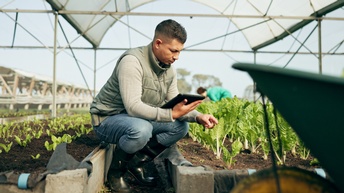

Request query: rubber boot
[
  {"left": 127, "top": 153, "right": 156, "bottom": 186},
  {"left": 127, "top": 136, "right": 167, "bottom": 186},
  {"left": 107, "top": 145, "right": 134, "bottom": 192}
]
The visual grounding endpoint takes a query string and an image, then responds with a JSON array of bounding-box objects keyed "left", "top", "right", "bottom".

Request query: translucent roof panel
[
  {"left": 195, "top": 0, "right": 343, "bottom": 50},
  {"left": 46, "top": 0, "right": 344, "bottom": 49},
  {"left": 46, "top": 0, "right": 153, "bottom": 48}
]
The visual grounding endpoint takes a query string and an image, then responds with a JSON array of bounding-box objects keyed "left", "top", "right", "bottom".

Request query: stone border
[
  {"left": 164, "top": 145, "right": 330, "bottom": 193},
  {"left": 0, "top": 144, "right": 107, "bottom": 193}
]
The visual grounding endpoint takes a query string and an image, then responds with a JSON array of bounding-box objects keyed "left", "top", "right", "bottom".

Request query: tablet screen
[{"left": 161, "top": 94, "right": 205, "bottom": 109}]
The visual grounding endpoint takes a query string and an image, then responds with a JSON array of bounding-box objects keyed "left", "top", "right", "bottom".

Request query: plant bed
[
  {"left": 0, "top": 113, "right": 107, "bottom": 193},
  {"left": 0, "top": 131, "right": 101, "bottom": 175},
  {"left": 171, "top": 135, "right": 329, "bottom": 193},
  {"left": 177, "top": 135, "right": 320, "bottom": 172},
  {"left": 0, "top": 130, "right": 170, "bottom": 193},
  {"left": 0, "top": 114, "right": 325, "bottom": 193},
  {"left": 0, "top": 132, "right": 324, "bottom": 193}
]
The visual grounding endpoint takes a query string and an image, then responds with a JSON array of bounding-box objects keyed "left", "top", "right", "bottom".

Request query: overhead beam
[
  {"left": 2, "top": 9, "right": 344, "bottom": 21},
  {"left": 0, "top": 45, "right": 343, "bottom": 55}
]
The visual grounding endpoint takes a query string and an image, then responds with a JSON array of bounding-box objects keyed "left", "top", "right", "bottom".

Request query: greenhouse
[
  {"left": 0, "top": 66, "right": 92, "bottom": 110},
  {"left": 1, "top": 0, "right": 344, "bottom": 193}
]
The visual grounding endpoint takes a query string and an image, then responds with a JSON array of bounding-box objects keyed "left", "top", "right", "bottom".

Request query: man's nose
[{"left": 173, "top": 53, "right": 179, "bottom": 60}]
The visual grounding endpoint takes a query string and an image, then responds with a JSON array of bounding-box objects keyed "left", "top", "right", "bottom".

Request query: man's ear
[{"left": 154, "top": 38, "right": 163, "bottom": 49}]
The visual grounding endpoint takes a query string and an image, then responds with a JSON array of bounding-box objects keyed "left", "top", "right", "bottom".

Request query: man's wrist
[{"left": 195, "top": 115, "right": 201, "bottom": 124}]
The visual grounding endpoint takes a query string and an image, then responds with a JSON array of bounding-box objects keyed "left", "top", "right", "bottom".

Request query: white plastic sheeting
[
  {"left": 45, "top": 0, "right": 344, "bottom": 49},
  {"left": 46, "top": 0, "right": 153, "bottom": 48},
  {"left": 195, "top": 0, "right": 342, "bottom": 49}
]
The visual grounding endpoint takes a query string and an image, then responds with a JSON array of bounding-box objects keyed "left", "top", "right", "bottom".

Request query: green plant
[
  {"left": 0, "top": 142, "right": 13, "bottom": 153},
  {"left": 14, "top": 134, "right": 32, "bottom": 147},
  {"left": 222, "top": 139, "right": 243, "bottom": 168},
  {"left": 31, "top": 153, "right": 41, "bottom": 159},
  {"left": 310, "top": 158, "right": 320, "bottom": 166},
  {"left": 209, "top": 118, "right": 226, "bottom": 159},
  {"left": 0, "top": 111, "right": 93, "bottom": 155},
  {"left": 189, "top": 97, "right": 314, "bottom": 167},
  {"left": 297, "top": 140, "right": 311, "bottom": 160}
]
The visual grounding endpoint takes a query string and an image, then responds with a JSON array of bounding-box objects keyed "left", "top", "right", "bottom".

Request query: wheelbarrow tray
[{"left": 232, "top": 62, "right": 344, "bottom": 192}]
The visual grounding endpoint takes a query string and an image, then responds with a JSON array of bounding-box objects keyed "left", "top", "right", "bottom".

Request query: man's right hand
[{"left": 171, "top": 99, "right": 202, "bottom": 119}]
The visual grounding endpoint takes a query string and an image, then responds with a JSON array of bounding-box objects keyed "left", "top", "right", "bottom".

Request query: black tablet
[{"left": 161, "top": 94, "right": 205, "bottom": 109}]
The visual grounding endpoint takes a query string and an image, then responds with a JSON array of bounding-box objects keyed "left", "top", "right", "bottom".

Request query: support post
[
  {"left": 318, "top": 19, "right": 323, "bottom": 74},
  {"left": 93, "top": 49, "right": 97, "bottom": 97},
  {"left": 52, "top": 12, "right": 58, "bottom": 117}
]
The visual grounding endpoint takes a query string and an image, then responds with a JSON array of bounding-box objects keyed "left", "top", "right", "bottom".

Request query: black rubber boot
[
  {"left": 107, "top": 145, "right": 134, "bottom": 192},
  {"left": 127, "top": 153, "right": 156, "bottom": 186},
  {"left": 127, "top": 136, "right": 167, "bottom": 186}
]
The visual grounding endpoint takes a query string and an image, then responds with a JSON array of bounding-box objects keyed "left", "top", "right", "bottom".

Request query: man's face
[{"left": 153, "top": 38, "right": 184, "bottom": 65}]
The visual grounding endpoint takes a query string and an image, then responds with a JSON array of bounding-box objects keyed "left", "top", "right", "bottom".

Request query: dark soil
[
  {"left": 177, "top": 135, "right": 319, "bottom": 171},
  {"left": 0, "top": 129, "right": 101, "bottom": 175},
  {"left": 0, "top": 130, "right": 320, "bottom": 193}
]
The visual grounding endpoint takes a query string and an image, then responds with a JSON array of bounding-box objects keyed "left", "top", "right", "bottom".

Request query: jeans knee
[
  {"left": 136, "top": 129, "right": 152, "bottom": 145},
  {"left": 124, "top": 126, "right": 152, "bottom": 150},
  {"left": 179, "top": 121, "right": 189, "bottom": 137}
]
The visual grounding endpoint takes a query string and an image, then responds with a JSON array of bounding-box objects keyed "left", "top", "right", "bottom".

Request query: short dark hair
[
  {"left": 154, "top": 19, "right": 187, "bottom": 44},
  {"left": 197, "top": 87, "right": 207, "bottom": 94}
]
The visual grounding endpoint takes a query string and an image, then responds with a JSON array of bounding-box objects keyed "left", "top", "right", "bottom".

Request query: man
[
  {"left": 90, "top": 19, "right": 218, "bottom": 192},
  {"left": 197, "top": 86, "right": 232, "bottom": 102}
]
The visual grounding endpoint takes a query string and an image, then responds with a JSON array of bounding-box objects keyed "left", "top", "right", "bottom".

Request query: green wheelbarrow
[{"left": 232, "top": 63, "right": 344, "bottom": 193}]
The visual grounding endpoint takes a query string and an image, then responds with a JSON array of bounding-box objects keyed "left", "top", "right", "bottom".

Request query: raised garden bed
[{"left": 0, "top": 113, "right": 330, "bottom": 193}]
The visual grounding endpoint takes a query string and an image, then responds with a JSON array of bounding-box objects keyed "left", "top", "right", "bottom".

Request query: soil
[
  {"left": 0, "top": 130, "right": 320, "bottom": 193},
  {"left": 177, "top": 135, "right": 319, "bottom": 171}
]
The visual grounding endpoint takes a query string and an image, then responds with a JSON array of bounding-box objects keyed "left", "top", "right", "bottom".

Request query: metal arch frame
[{"left": 1, "top": 8, "right": 344, "bottom": 116}]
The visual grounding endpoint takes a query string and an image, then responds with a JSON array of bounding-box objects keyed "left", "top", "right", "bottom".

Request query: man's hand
[
  {"left": 171, "top": 99, "right": 202, "bottom": 119},
  {"left": 196, "top": 114, "right": 218, "bottom": 129}
]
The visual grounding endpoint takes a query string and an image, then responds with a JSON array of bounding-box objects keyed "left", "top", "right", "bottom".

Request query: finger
[{"left": 210, "top": 117, "right": 218, "bottom": 124}]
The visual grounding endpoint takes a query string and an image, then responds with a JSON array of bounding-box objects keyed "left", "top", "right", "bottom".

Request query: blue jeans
[{"left": 93, "top": 113, "right": 189, "bottom": 154}]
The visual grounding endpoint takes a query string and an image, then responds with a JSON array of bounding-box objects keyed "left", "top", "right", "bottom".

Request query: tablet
[{"left": 161, "top": 94, "right": 205, "bottom": 109}]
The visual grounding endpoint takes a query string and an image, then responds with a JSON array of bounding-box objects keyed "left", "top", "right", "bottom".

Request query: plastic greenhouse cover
[{"left": 45, "top": 0, "right": 343, "bottom": 49}]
